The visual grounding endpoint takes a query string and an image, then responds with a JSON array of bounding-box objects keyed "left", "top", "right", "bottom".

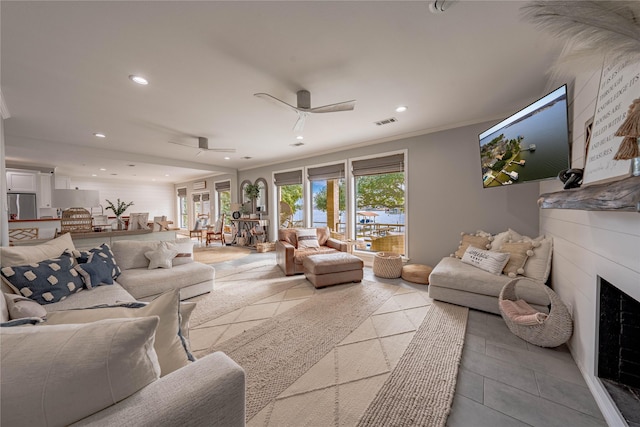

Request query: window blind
[
  {"left": 215, "top": 181, "right": 231, "bottom": 192},
  {"left": 274, "top": 170, "right": 303, "bottom": 186},
  {"left": 201, "top": 193, "right": 210, "bottom": 202},
  {"left": 192, "top": 194, "right": 201, "bottom": 202},
  {"left": 307, "top": 163, "right": 345, "bottom": 181},
  {"left": 177, "top": 188, "right": 187, "bottom": 197},
  {"left": 351, "top": 153, "right": 404, "bottom": 176}
]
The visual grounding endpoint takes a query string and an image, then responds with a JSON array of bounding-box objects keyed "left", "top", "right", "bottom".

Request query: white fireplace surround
[{"left": 539, "top": 67, "right": 640, "bottom": 427}]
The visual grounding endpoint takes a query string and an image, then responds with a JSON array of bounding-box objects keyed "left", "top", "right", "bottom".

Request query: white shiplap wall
[
  {"left": 69, "top": 177, "right": 176, "bottom": 221},
  {"left": 539, "top": 69, "right": 640, "bottom": 426}
]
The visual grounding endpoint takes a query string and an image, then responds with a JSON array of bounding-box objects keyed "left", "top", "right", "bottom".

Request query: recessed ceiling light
[
  {"left": 224, "top": 156, "right": 230, "bottom": 160},
  {"left": 165, "top": 174, "right": 170, "bottom": 177},
  {"left": 93, "top": 132, "right": 106, "bottom": 138},
  {"left": 129, "top": 75, "right": 148, "bottom": 85},
  {"left": 395, "top": 106, "right": 408, "bottom": 113},
  {"left": 296, "top": 135, "right": 304, "bottom": 140},
  {"left": 99, "top": 168, "right": 107, "bottom": 171},
  {"left": 91, "top": 174, "right": 97, "bottom": 177}
]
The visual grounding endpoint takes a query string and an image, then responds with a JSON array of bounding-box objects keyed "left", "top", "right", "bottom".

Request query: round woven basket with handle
[
  {"left": 373, "top": 252, "right": 402, "bottom": 279},
  {"left": 499, "top": 277, "right": 573, "bottom": 348}
]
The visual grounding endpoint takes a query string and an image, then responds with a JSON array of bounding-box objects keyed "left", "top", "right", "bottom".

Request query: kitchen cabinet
[
  {"left": 38, "top": 173, "right": 53, "bottom": 208},
  {"left": 54, "top": 174, "right": 71, "bottom": 189},
  {"left": 7, "top": 170, "right": 37, "bottom": 192}
]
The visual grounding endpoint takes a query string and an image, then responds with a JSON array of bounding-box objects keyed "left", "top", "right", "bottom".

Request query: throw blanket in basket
[{"left": 499, "top": 299, "right": 548, "bottom": 326}]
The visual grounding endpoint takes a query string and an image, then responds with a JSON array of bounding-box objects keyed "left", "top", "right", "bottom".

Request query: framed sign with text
[{"left": 583, "top": 60, "right": 640, "bottom": 185}]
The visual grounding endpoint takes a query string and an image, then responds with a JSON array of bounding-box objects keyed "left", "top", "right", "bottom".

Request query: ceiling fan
[
  {"left": 169, "top": 137, "right": 235, "bottom": 155},
  {"left": 254, "top": 90, "right": 356, "bottom": 132}
]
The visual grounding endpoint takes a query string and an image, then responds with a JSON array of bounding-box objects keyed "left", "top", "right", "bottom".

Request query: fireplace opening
[{"left": 598, "top": 277, "right": 640, "bottom": 426}]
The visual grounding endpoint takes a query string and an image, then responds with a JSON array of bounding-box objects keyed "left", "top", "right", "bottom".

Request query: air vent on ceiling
[{"left": 374, "top": 117, "right": 398, "bottom": 126}]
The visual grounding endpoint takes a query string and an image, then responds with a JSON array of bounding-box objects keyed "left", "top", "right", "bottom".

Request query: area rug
[
  {"left": 199, "top": 281, "right": 398, "bottom": 420},
  {"left": 193, "top": 245, "right": 252, "bottom": 264},
  {"left": 357, "top": 302, "right": 468, "bottom": 427},
  {"left": 190, "top": 262, "right": 306, "bottom": 327}
]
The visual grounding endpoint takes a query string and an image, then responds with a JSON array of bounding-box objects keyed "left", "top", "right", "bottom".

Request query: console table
[{"left": 230, "top": 219, "right": 269, "bottom": 246}]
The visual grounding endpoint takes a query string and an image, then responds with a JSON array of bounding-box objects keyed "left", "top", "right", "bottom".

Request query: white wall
[
  {"left": 69, "top": 177, "right": 176, "bottom": 221},
  {"left": 539, "top": 68, "right": 640, "bottom": 426}
]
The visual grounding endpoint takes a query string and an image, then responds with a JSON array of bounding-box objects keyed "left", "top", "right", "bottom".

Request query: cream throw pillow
[
  {"left": 45, "top": 289, "right": 190, "bottom": 376},
  {"left": 454, "top": 232, "right": 492, "bottom": 259},
  {"left": 4, "top": 293, "right": 47, "bottom": 320},
  {"left": 1, "top": 317, "right": 160, "bottom": 427},
  {"left": 499, "top": 241, "right": 534, "bottom": 278},
  {"left": 461, "top": 246, "right": 510, "bottom": 275},
  {"left": 0, "top": 233, "right": 75, "bottom": 268},
  {"left": 507, "top": 229, "right": 553, "bottom": 282},
  {"left": 145, "top": 246, "right": 178, "bottom": 269},
  {"left": 296, "top": 228, "right": 320, "bottom": 249}
]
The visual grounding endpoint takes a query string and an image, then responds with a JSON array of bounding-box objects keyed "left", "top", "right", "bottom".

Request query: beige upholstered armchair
[{"left": 276, "top": 227, "right": 347, "bottom": 276}]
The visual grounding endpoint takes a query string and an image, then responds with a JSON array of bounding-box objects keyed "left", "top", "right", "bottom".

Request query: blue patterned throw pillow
[
  {"left": 0, "top": 254, "right": 85, "bottom": 304},
  {"left": 75, "top": 244, "right": 121, "bottom": 279},
  {"left": 74, "top": 253, "right": 114, "bottom": 289}
]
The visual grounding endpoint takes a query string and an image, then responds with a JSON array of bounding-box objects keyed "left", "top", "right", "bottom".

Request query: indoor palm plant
[{"left": 105, "top": 198, "right": 134, "bottom": 230}]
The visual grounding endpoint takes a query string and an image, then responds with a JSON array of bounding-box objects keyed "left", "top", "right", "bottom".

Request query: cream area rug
[
  {"left": 191, "top": 264, "right": 468, "bottom": 426},
  {"left": 193, "top": 245, "right": 252, "bottom": 264}
]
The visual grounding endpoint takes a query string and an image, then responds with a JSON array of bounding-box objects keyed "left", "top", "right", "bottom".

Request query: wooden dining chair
[{"left": 206, "top": 213, "right": 226, "bottom": 246}]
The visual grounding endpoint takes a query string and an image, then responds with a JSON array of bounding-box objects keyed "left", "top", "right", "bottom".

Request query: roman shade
[
  {"left": 274, "top": 170, "right": 303, "bottom": 186},
  {"left": 307, "top": 163, "right": 345, "bottom": 181},
  {"left": 177, "top": 188, "right": 187, "bottom": 197},
  {"left": 215, "top": 181, "right": 231, "bottom": 192},
  {"left": 352, "top": 153, "right": 404, "bottom": 176},
  {"left": 201, "top": 193, "right": 210, "bottom": 202}
]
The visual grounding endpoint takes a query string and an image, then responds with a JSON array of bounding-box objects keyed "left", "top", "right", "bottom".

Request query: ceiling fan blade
[
  {"left": 254, "top": 92, "right": 300, "bottom": 113},
  {"left": 293, "top": 112, "right": 308, "bottom": 132},
  {"left": 203, "top": 147, "right": 236, "bottom": 153},
  {"left": 309, "top": 100, "right": 356, "bottom": 114}
]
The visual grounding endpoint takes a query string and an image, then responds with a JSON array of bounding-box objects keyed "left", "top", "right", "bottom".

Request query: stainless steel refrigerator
[{"left": 8, "top": 193, "right": 37, "bottom": 220}]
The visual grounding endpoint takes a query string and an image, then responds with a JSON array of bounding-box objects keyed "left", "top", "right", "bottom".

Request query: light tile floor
[{"left": 192, "top": 251, "right": 607, "bottom": 427}]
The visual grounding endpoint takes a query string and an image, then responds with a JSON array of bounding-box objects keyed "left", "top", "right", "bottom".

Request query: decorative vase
[{"left": 116, "top": 215, "right": 125, "bottom": 231}]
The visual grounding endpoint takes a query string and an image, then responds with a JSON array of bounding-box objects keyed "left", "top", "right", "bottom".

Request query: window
[
  {"left": 274, "top": 170, "right": 303, "bottom": 228},
  {"left": 215, "top": 181, "right": 231, "bottom": 223},
  {"left": 308, "top": 163, "right": 346, "bottom": 236},
  {"left": 352, "top": 153, "right": 406, "bottom": 254},
  {"left": 177, "top": 188, "right": 187, "bottom": 229},
  {"left": 193, "top": 192, "right": 210, "bottom": 226}
]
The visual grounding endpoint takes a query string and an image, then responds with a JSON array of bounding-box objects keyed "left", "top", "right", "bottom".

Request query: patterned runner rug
[{"left": 199, "top": 281, "right": 398, "bottom": 420}]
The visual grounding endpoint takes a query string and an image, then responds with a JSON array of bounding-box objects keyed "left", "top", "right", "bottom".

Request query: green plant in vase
[
  {"left": 105, "top": 198, "right": 134, "bottom": 230},
  {"left": 244, "top": 183, "right": 260, "bottom": 215}
]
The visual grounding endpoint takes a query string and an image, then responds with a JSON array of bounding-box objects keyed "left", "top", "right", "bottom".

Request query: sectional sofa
[{"left": 0, "top": 233, "right": 245, "bottom": 427}]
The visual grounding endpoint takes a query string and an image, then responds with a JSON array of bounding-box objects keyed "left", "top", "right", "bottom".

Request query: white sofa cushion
[
  {"left": 111, "top": 240, "right": 161, "bottom": 270},
  {"left": 429, "top": 256, "right": 549, "bottom": 306},
  {"left": 1, "top": 317, "right": 160, "bottom": 427},
  {"left": 117, "top": 262, "right": 214, "bottom": 300},
  {"left": 45, "top": 289, "right": 191, "bottom": 377}
]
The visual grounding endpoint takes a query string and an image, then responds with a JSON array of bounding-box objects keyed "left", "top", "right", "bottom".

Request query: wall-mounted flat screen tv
[{"left": 478, "top": 85, "right": 570, "bottom": 188}]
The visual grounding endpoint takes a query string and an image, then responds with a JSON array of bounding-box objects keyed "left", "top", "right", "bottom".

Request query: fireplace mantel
[{"left": 538, "top": 175, "right": 640, "bottom": 212}]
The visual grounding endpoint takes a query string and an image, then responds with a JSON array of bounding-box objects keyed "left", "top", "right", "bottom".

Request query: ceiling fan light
[{"left": 129, "top": 75, "right": 148, "bottom": 85}]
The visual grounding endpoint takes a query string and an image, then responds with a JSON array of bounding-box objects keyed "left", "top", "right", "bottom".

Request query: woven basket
[
  {"left": 256, "top": 242, "right": 275, "bottom": 253},
  {"left": 373, "top": 252, "right": 402, "bottom": 279},
  {"left": 499, "top": 278, "right": 573, "bottom": 348}
]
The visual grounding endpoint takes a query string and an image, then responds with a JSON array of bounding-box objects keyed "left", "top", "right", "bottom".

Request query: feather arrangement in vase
[{"left": 521, "top": 1, "right": 640, "bottom": 72}]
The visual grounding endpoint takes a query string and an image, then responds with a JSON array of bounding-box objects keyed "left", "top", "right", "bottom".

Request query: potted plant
[
  {"left": 244, "top": 183, "right": 260, "bottom": 216},
  {"left": 105, "top": 198, "right": 134, "bottom": 230}
]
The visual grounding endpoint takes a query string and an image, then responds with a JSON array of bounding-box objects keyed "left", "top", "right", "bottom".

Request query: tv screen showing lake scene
[{"left": 478, "top": 85, "right": 570, "bottom": 188}]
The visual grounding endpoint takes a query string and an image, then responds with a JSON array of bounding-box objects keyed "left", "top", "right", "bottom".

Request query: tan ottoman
[
  {"left": 303, "top": 252, "right": 364, "bottom": 289},
  {"left": 401, "top": 264, "right": 433, "bottom": 285}
]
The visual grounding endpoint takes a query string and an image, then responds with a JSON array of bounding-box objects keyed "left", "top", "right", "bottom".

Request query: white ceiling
[{"left": 1, "top": 1, "right": 562, "bottom": 184}]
